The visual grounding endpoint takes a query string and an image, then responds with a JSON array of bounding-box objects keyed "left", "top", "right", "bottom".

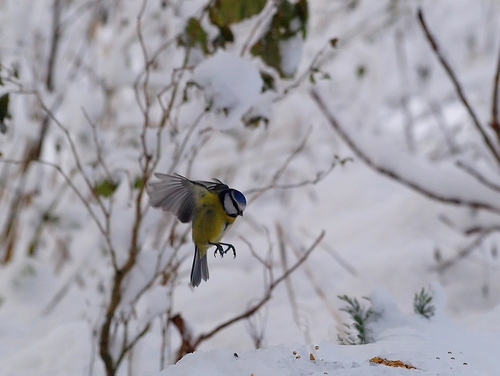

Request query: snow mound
[{"left": 161, "top": 288, "right": 499, "bottom": 376}]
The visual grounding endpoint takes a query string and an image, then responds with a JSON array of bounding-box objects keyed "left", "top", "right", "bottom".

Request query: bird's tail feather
[{"left": 191, "top": 246, "right": 209, "bottom": 287}]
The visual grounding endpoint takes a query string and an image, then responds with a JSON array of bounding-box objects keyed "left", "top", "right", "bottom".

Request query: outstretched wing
[{"left": 147, "top": 173, "right": 208, "bottom": 223}]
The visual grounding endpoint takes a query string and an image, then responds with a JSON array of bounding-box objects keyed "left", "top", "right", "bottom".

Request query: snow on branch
[{"left": 311, "top": 89, "right": 500, "bottom": 214}]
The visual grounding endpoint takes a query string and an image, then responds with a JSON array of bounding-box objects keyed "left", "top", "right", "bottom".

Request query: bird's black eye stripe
[
  {"left": 230, "top": 195, "right": 239, "bottom": 213},
  {"left": 230, "top": 193, "right": 245, "bottom": 216}
]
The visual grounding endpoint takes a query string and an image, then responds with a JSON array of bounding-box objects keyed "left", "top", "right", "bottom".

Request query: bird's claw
[
  {"left": 212, "top": 243, "right": 225, "bottom": 258},
  {"left": 211, "top": 242, "right": 236, "bottom": 258},
  {"left": 223, "top": 243, "right": 236, "bottom": 258}
]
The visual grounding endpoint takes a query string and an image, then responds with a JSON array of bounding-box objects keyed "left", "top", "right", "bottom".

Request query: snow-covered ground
[
  {"left": 162, "top": 288, "right": 500, "bottom": 376},
  {"left": 1, "top": 0, "right": 500, "bottom": 375}
]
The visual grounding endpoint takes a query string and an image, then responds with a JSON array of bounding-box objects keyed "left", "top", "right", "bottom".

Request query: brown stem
[{"left": 99, "top": 270, "right": 125, "bottom": 376}]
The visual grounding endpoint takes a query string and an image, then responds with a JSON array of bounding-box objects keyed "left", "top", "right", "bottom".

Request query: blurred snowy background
[{"left": 1, "top": 0, "right": 500, "bottom": 375}]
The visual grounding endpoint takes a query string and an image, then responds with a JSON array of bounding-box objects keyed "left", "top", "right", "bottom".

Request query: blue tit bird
[{"left": 147, "top": 173, "right": 246, "bottom": 287}]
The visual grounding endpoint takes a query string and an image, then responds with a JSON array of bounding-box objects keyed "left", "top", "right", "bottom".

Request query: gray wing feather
[{"left": 147, "top": 173, "right": 199, "bottom": 223}]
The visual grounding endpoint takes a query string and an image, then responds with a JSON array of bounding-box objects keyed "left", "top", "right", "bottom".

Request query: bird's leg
[
  {"left": 209, "top": 242, "right": 236, "bottom": 258},
  {"left": 210, "top": 242, "right": 225, "bottom": 258},
  {"left": 218, "top": 242, "right": 236, "bottom": 258}
]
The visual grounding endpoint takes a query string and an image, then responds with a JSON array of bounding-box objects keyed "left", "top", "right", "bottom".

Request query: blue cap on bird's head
[{"left": 223, "top": 189, "right": 246, "bottom": 217}]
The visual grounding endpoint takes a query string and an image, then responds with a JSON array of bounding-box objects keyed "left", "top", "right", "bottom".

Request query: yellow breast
[{"left": 192, "top": 191, "right": 235, "bottom": 252}]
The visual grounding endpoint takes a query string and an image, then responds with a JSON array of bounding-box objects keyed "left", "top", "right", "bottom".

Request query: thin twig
[
  {"left": 239, "top": 235, "right": 270, "bottom": 268},
  {"left": 455, "top": 160, "right": 500, "bottom": 193},
  {"left": 289, "top": 236, "right": 348, "bottom": 343},
  {"left": 417, "top": 8, "right": 500, "bottom": 165},
  {"left": 115, "top": 323, "right": 152, "bottom": 369},
  {"left": 239, "top": 1, "right": 276, "bottom": 57},
  {"left": 427, "top": 100, "right": 461, "bottom": 155},
  {"left": 434, "top": 232, "right": 489, "bottom": 272},
  {"left": 39, "top": 94, "right": 117, "bottom": 269},
  {"left": 240, "top": 227, "right": 274, "bottom": 290},
  {"left": 46, "top": 0, "right": 63, "bottom": 92},
  {"left": 277, "top": 223, "right": 312, "bottom": 345},
  {"left": 434, "top": 217, "right": 500, "bottom": 272},
  {"left": 185, "top": 133, "right": 211, "bottom": 177},
  {"left": 168, "top": 109, "right": 206, "bottom": 175},
  {"left": 274, "top": 40, "right": 332, "bottom": 103},
  {"left": 134, "top": 0, "right": 152, "bottom": 118},
  {"left": 42, "top": 249, "right": 87, "bottom": 315},
  {"left": 395, "top": 28, "right": 416, "bottom": 153},
  {"left": 83, "top": 108, "right": 113, "bottom": 180},
  {"left": 246, "top": 127, "right": 345, "bottom": 200},
  {"left": 1, "top": 158, "right": 108, "bottom": 241},
  {"left": 245, "top": 127, "right": 313, "bottom": 199},
  {"left": 301, "top": 227, "right": 357, "bottom": 276},
  {"left": 36, "top": 92, "right": 109, "bottom": 217},
  {"left": 252, "top": 161, "right": 342, "bottom": 195}
]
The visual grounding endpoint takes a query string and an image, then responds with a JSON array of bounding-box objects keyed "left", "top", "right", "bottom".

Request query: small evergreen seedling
[
  {"left": 337, "top": 295, "right": 377, "bottom": 344},
  {"left": 413, "top": 287, "right": 436, "bottom": 319}
]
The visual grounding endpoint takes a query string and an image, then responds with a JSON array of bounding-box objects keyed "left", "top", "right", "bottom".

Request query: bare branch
[
  {"left": 417, "top": 8, "right": 500, "bottom": 165},
  {"left": 246, "top": 127, "right": 347, "bottom": 201},
  {"left": 46, "top": 0, "right": 63, "bottom": 92},
  {"left": 311, "top": 89, "right": 500, "bottom": 214},
  {"left": 491, "top": 41, "right": 500, "bottom": 143}
]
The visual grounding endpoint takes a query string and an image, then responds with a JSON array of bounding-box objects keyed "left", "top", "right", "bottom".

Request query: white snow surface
[
  {"left": 0, "top": 1, "right": 500, "bottom": 376},
  {"left": 162, "top": 292, "right": 500, "bottom": 376},
  {"left": 159, "top": 287, "right": 500, "bottom": 376}
]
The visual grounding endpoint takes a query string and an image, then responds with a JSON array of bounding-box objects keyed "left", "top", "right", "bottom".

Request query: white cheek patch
[{"left": 224, "top": 194, "right": 238, "bottom": 216}]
